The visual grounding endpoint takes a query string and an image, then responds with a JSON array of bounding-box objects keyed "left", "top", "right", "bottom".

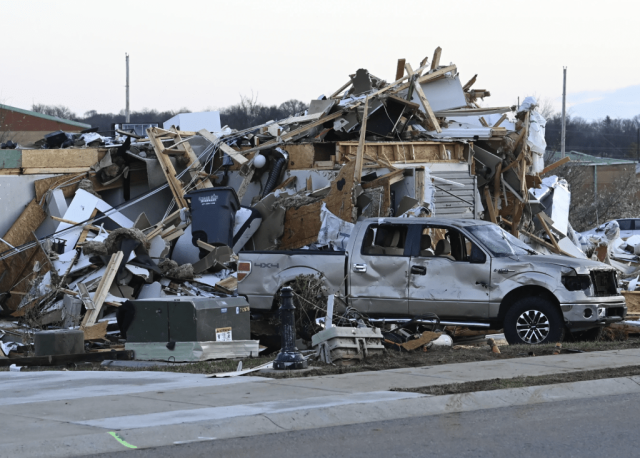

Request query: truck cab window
[
  {"left": 420, "top": 226, "right": 479, "bottom": 262},
  {"left": 361, "top": 224, "right": 409, "bottom": 256}
]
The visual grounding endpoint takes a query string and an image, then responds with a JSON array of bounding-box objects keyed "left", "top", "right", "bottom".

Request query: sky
[{"left": 1, "top": 0, "right": 639, "bottom": 121}]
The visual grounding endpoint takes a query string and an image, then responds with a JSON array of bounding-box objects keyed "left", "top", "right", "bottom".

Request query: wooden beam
[
  {"left": 361, "top": 169, "right": 405, "bottom": 190},
  {"left": 430, "top": 46, "right": 442, "bottom": 70},
  {"left": 392, "top": 64, "right": 457, "bottom": 94},
  {"left": 273, "top": 175, "right": 297, "bottom": 192},
  {"left": 538, "top": 214, "right": 561, "bottom": 253},
  {"left": 395, "top": 58, "right": 406, "bottom": 80},
  {"left": 354, "top": 97, "right": 370, "bottom": 183},
  {"left": 483, "top": 186, "right": 497, "bottom": 224},
  {"left": 197, "top": 240, "right": 215, "bottom": 252},
  {"left": 493, "top": 162, "right": 502, "bottom": 211},
  {"left": 236, "top": 166, "right": 255, "bottom": 201},
  {"left": 405, "top": 63, "right": 441, "bottom": 133},
  {"left": 81, "top": 251, "right": 123, "bottom": 328},
  {"left": 493, "top": 113, "right": 507, "bottom": 127},
  {"left": 171, "top": 128, "right": 213, "bottom": 190},
  {"left": 511, "top": 201, "right": 524, "bottom": 237},
  {"left": 197, "top": 129, "right": 248, "bottom": 165},
  {"left": 147, "top": 128, "right": 188, "bottom": 209},
  {"left": 462, "top": 74, "right": 477, "bottom": 91},
  {"left": 329, "top": 80, "right": 352, "bottom": 99},
  {"left": 541, "top": 156, "right": 570, "bottom": 175}
]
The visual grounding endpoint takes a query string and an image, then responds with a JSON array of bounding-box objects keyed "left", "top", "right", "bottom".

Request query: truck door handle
[
  {"left": 353, "top": 263, "right": 367, "bottom": 273},
  {"left": 411, "top": 265, "right": 427, "bottom": 275}
]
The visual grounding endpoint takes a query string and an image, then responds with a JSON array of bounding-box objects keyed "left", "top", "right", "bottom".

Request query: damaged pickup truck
[{"left": 238, "top": 218, "right": 626, "bottom": 345}]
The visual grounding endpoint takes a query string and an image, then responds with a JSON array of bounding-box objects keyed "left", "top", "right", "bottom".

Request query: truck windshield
[{"left": 466, "top": 225, "right": 538, "bottom": 257}]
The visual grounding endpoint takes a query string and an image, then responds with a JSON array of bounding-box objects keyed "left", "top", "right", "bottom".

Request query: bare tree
[{"left": 31, "top": 104, "right": 78, "bottom": 121}]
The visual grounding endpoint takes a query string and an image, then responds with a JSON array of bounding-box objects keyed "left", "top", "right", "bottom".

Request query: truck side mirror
[{"left": 469, "top": 245, "right": 486, "bottom": 264}]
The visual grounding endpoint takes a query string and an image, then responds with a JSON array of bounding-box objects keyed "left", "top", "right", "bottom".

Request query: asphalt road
[{"left": 93, "top": 392, "right": 640, "bottom": 458}]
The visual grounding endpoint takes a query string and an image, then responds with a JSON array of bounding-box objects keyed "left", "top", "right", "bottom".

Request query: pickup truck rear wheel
[{"left": 504, "top": 297, "right": 564, "bottom": 345}]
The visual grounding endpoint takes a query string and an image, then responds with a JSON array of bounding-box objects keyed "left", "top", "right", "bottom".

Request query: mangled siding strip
[{"left": 0, "top": 150, "right": 21, "bottom": 169}]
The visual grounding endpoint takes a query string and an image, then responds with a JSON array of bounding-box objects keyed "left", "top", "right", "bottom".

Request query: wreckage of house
[{"left": 1, "top": 46, "right": 621, "bottom": 363}]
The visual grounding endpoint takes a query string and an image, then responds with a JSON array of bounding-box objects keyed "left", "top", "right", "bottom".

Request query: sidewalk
[{"left": 3, "top": 348, "right": 640, "bottom": 457}]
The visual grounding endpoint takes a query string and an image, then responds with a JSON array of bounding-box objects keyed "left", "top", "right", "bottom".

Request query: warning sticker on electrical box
[{"left": 215, "top": 327, "right": 232, "bottom": 341}]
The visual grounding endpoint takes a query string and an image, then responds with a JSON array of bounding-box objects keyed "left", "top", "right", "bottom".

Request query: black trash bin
[{"left": 185, "top": 187, "right": 240, "bottom": 251}]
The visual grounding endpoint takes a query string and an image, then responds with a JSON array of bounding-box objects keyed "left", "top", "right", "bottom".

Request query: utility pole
[
  {"left": 125, "top": 53, "right": 130, "bottom": 123},
  {"left": 561, "top": 67, "right": 567, "bottom": 158}
]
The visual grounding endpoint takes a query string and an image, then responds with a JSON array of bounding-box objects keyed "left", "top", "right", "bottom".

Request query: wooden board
[
  {"left": 34, "top": 174, "right": 84, "bottom": 202},
  {"left": 83, "top": 321, "right": 109, "bottom": 340},
  {"left": 337, "top": 141, "right": 462, "bottom": 163},
  {"left": 280, "top": 201, "right": 323, "bottom": 250},
  {"left": 622, "top": 291, "right": 640, "bottom": 314},
  {"left": 22, "top": 149, "right": 100, "bottom": 168},
  {"left": 0, "top": 199, "right": 46, "bottom": 252},
  {"left": 81, "top": 251, "right": 123, "bottom": 327},
  {"left": 282, "top": 144, "right": 315, "bottom": 169},
  {"left": 23, "top": 167, "right": 91, "bottom": 175}
]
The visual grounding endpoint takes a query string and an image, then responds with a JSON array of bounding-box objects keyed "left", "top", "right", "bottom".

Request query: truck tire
[{"left": 504, "top": 297, "right": 564, "bottom": 345}]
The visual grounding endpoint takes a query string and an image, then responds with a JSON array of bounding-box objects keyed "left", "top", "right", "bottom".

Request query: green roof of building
[
  {"left": 0, "top": 104, "right": 91, "bottom": 129},
  {"left": 547, "top": 150, "right": 636, "bottom": 166}
]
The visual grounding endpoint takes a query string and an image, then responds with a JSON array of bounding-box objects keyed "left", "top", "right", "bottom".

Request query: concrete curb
[{"left": 4, "top": 376, "right": 640, "bottom": 457}]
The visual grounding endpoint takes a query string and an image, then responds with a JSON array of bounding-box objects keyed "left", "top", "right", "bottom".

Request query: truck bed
[{"left": 238, "top": 250, "right": 347, "bottom": 311}]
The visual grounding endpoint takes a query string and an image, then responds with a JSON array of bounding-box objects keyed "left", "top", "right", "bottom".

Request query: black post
[{"left": 273, "top": 287, "right": 307, "bottom": 370}]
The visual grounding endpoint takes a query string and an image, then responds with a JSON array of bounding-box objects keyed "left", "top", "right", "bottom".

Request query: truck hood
[{"left": 515, "top": 254, "right": 615, "bottom": 275}]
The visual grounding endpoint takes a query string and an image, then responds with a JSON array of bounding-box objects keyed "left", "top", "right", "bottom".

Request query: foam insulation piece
[{"left": 317, "top": 203, "right": 354, "bottom": 250}]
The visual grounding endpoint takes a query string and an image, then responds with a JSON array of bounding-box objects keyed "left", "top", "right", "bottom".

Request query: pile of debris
[{"left": 0, "top": 47, "right": 581, "bottom": 363}]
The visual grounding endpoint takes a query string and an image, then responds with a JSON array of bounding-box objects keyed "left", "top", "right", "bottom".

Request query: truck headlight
[{"left": 562, "top": 275, "right": 591, "bottom": 291}]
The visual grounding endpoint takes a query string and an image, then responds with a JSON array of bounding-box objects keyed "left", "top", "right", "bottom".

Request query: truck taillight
[{"left": 237, "top": 261, "right": 251, "bottom": 281}]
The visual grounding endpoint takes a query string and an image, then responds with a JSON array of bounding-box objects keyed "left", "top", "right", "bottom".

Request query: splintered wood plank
[
  {"left": 395, "top": 58, "right": 406, "bottom": 80},
  {"left": 147, "top": 128, "right": 188, "bottom": 209},
  {"left": 484, "top": 186, "right": 497, "bottom": 224},
  {"left": 197, "top": 129, "right": 248, "bottom": 165},
  {"left": 170, "top": 128, "right": 212, "bottom": 190},
  {"left": 431, "top": 47, "right": 442, "bottom": 70},
  {"left": 81, "top": 251, "right": 123, "bottom": 328},
  {"left": 405, "top": 63, "right": 441, "bottom": 133},
  {"left": 354, "top": 97, "right": 370, "bottom": 183},
  {"left": 463, "top": 74, "right": 477, "bottom": 91},
  {"left": 330, "top": 80, "right": 352, "bottom": 99},
  {"left": 541, "top": 157, "right": 570, "bottom": 175},
  {"left": 393, "top": 64, "right": 457, "bottom": 93}
]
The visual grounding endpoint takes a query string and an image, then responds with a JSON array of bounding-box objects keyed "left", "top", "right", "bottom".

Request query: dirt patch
[
  {"left": 252, "top": 338, "right": 640, "bottom": 379},
  {"left": 394, "top": 365, "right": 640, "bottom": 396},
  {"left": 5, "top": 338, "right": 640, "bottom": 375}
]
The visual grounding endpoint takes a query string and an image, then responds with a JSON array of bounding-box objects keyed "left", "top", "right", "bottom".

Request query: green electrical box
[{"left": 126, "top": 297, "right": 251, "bottom": 343}]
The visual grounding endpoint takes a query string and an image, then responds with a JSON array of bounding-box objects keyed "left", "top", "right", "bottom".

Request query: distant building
[
  {"left": 0, "top": 104, "right": 91, "bottom": 147},
  {"left": 163, "top": 112, "right": 221, "bottom": 133},
  {"left": 546, "top": 150, "right": 636, "bottom": 195}
]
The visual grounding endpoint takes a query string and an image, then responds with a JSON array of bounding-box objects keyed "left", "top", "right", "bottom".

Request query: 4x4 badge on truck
[{"left": 255, "top": 263, "right": 280, "bottom": 269}]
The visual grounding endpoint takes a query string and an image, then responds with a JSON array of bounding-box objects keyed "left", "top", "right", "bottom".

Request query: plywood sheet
[{"left": 22, "top": 149, "right": 100, "bottom": 168}]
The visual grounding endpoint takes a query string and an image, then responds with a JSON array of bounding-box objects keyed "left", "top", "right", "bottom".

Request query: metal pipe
[
  {"left": 561, "top": 67, "right": 567, "bottom": 159},
  {"left": 125, "top": 53, "right": 130, "bottom": 123},
  {"left": 366, "top": 317, "right": 491, "bottom": 328}
]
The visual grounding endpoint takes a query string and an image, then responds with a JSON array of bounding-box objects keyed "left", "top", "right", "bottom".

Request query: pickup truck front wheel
[{"left": 504, "top": 297, "right": 564, "bottom": 345}]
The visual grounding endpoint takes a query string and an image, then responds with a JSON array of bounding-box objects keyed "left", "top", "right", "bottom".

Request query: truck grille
[{"left": 590, "top": 270, "right": 618, "bottom": 296}]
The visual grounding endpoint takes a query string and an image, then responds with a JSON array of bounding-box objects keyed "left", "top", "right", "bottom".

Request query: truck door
[
  {"left": 349, "top": 222, "right": 410, "bottom": 316},
  {"left": 408, "top": 224, "right": 490, "bottom": 319}
]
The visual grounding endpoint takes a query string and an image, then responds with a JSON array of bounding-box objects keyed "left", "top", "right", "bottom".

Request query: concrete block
[{"left": 34, "top": 329, "right": 84, "bottom": 356}]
